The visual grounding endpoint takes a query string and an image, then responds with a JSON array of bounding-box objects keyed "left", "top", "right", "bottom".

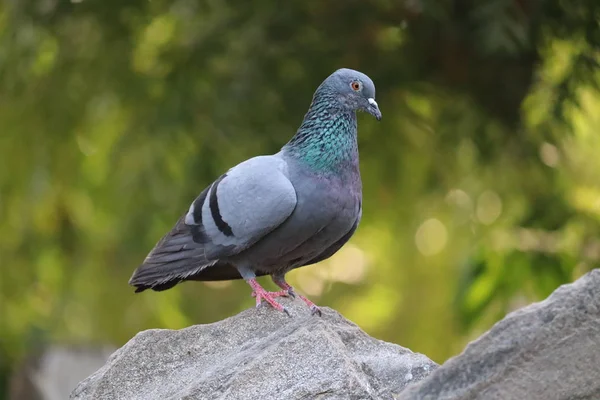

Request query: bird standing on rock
[{"left": 129, "top": 68, "right": 382, "bottom": 316}]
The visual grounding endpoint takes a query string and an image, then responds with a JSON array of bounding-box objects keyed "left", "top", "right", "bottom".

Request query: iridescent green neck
[{"left": 283, "top": 94, "right": 358, "bottom": 172}]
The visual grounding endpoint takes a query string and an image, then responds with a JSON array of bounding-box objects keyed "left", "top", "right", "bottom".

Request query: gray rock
[
  {"left": 399, "top": 269, "right": 600, "bottom": 400},
  {"left": 71, "top": 298, "right": 437, "bottom": 400},
  {"left": 9, "top": 345, "right": 116, "bottom": 400}
]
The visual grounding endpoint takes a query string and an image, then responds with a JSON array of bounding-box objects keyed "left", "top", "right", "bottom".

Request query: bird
[{"left": 129, "top": 68, "right": 382, "bottom": 316}]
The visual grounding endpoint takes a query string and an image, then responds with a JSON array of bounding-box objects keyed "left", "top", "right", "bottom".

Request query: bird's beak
[{"left": 367, "top": 98, "right": 382, "bottom": 121}]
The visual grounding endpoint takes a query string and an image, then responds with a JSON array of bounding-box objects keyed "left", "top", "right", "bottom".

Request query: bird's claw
[
  {"left": 310, "top": 305, "right": 322, "bottom": 317},
  {"left": 252, "top": 289, "right": 291, "bottom": 316},
  {"left": 255, "top": 300, "right": 291, "bottom": 317}
]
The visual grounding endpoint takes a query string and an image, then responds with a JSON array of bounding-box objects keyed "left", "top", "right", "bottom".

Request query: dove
[{"left": 129, "top": 68, "right": 382, "bottom": 316}]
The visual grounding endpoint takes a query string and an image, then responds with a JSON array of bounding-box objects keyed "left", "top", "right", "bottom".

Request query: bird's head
[{"left": 319, "top": 68, "right": 382, "bottom": 121}]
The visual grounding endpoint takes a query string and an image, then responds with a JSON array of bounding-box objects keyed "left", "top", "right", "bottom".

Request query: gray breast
[{"left": 230, "top": 166, "right": 361, "bottom": 274}]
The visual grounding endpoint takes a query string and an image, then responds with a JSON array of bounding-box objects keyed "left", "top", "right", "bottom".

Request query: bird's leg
[
  {"left": 238, "top": 266, "right": 290, "bottom": 315},
  {"left": 250, "top": 289, "right": 288, "bottom": 298},
  {"left": 250, "top": 284, "right": 290, "bottom": 299},
  {"left": 246, "top": 278, "right": 290, "bottom": 316},
  {"left": 272, "top": 274, "right": 322, "bottom": 316}
]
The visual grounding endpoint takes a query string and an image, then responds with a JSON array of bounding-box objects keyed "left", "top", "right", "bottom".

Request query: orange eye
[{"left": 351, "top": 81, "right": 361, "bottom": 91}]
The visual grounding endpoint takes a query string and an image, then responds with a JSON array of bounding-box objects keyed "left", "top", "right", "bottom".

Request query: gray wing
[{"left": 129, "top": 155, "right": 297, "bottom": 292}]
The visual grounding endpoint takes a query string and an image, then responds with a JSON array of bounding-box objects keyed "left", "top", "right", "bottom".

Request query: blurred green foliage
[{"left": 1, "top": 0, "right": 599, "bottom": 394}]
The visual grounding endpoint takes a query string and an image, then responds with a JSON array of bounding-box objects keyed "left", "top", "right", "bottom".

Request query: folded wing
[{"left": 129, "top": 156, "right": 297, "bottom": 292}]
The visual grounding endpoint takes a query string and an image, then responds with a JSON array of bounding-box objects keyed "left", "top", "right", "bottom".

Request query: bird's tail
[
  {"left": 129, "top": 250, "right": 217, "bottom": 292},
  {"left": 129, "top": 217, "right": 215, "bottom": 292}
]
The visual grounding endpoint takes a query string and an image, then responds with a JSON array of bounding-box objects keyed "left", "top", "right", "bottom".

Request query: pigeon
[{"left": 129, "top": 68, "right": 382, "bottom": 316}]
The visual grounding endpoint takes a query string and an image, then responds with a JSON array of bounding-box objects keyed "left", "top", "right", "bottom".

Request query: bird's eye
[{"left": 350, "top": 81, "right": 362, "bottom": 91}]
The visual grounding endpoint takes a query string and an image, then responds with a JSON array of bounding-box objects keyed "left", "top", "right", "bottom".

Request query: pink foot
[
  {"left": 275, "top": 281, "right": 322, "bottom": 316},
  {"left": 251, "top": 289, "right": 289, "bottom": 299},
  {"left": 247, "top": 279, "right": 290, "bottom": 316}
]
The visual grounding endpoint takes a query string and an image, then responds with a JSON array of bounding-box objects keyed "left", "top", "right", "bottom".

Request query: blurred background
[{"left": 1, "top": 0, "right": 600, "bottom": 398}]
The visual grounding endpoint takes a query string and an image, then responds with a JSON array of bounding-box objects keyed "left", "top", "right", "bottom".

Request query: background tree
[{"left": 1, "top": 0, "right": 599, "bottom": 396}]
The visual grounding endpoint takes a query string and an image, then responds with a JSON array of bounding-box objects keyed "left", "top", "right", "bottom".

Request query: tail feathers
[
  {"left": 130, "top": 215, "right": 216, "bottom": 292},
  {"left": 134, "top": 280, "right": 179, "bottom": 293},
  {"left": 129, "top": 257, "right": 218, "bottom": 292}
]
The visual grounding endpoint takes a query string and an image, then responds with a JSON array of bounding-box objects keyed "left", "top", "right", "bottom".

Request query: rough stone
[
  {"left": 399, "top": 269, "right": 600, "bottom": 400},
  {"left": 71, "top": 298, "right": 437, "bottom": 400}
]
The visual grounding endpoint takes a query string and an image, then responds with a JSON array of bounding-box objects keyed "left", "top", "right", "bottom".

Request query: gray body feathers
[
  {"left": 130, "top": 68, "right": 379, "bottom": 293},
  {"left": 130, "top": 152, "right": 361, "bottom": 292}
]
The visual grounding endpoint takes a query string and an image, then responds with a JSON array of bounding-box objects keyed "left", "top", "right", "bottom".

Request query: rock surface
[
  {"left": 71, "top": 299, "right": 437, "bottom": 400},
  {"left": 400, "top": 269, "right": 600, "bottom": 400},
  {"left": 72, "top": 270, "right": 600, "bottom": 400}
]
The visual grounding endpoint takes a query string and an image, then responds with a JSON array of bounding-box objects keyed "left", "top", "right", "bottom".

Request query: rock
[
  {"left": 72, "top": 271, "right": 600, "bottom": 400},
  {"left": 9, "top": 345, "right": 116, "bottom": 400},
  {"left": 71, "top": 298, "right": 437, "bottom": 400},
  {"left": 399, "top": 269, "right": 600, "bottom": 400}
]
